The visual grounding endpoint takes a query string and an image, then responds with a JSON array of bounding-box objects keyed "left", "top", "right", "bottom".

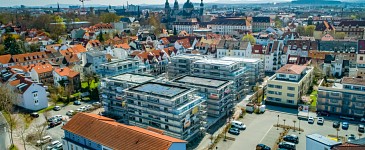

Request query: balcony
[{"left": 208, "top": 94, "right": 220, "bottom": 100}]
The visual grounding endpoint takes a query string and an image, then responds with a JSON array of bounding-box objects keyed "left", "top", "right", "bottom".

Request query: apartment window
[
  {"left": 287, "top": 93, "right": 295, "bottom": 97},
  {"left": 33, "top": 92, "right": 38, "bottom": 97},
  {"left": 279, "top": 74, "right": 286, "bottom": 78},
  {"left": 274, "top": 98, "right": 282, "bottom": 102},
  {"left": 275, "top": 85, "right": 282, "bottom": 89},
  {"left": 287, "top": 100, "right": 294, "bottom": 104},
  {"left": 268, "top": 84, "right": 274, "bottom": 88},
  {"left": 287, "top": 87, "right": 295, "bottom": 90},
  {"left": 361, "top": 56, "right": 364, "bottom": 61},
  {"left": 165, "top": 118, "right": 169, "bottom": 122},
  {"left": 268, "top": 91, "right": 274, "bottom": 94}
]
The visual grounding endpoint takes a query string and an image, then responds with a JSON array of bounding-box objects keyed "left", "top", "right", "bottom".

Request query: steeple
[
  {"left": 200, "top": 0, "right": 204, "bottom": 16},
  {"left": 57, "top": 2, "right": 60, "bottom": 12},
  {"left": 165, "top": 0, "right": 170, "bottom": 9},
  {"left": 174, "top": 0, "right": 179, "bottom": 10}
]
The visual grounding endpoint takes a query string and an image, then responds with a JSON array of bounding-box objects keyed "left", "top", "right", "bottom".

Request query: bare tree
[
  {"left": 36, "top": 112, "right": 50, "bottom": 150},
  {"left": 19, "top": 114, "right": 32, "bottom": 150},
  {"left": 0, "top": 84, "right": 19, "bottom": 146}
]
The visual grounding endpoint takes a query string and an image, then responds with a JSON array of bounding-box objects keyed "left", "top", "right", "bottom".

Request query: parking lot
[
  {"left": 21, "top": 100, "right": 102, "bottom": 150},
  {"left": 215, "top": 105, "right": 363, "bottom": 150}
]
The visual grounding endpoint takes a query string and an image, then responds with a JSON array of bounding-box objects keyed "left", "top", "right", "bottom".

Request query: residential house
[
  {"left": 62, "top": 113, "right": 187, "bottom": 150},
  {"left": 85, "top": 40, "right": 102, "bottom": 51},
  {"left": 0, "top": 54, "right": 13, "bottom": 69},
  {"left": 266, "top": 64, "right": 314, "bottom": 106},
  {"left": 194, "top": 36, "right": 220, "bottom": 55},
  {"left": 264, "top": 40, "right": 288, "bottom": 72},
  {"left": 336, "top": 21, "right": 365, "bottom": 39},
  {"left": 317, "top": 77, "right": 365, "bottom": 118},
  {"left": 252, "top": 17, "right": 274, "bottom": 32},
  {"left": 314, "top": 21, "right": 335, "bottom": 39},
  {"left": 70, "top": 28, "right": 86, "bottom": 40},
  {"left": 172, "top": 21, "right": 199, "bottom": 34},
  {"left": 30, "top": 62, "right": 53, "bottom": 85},
  {"left": 174, "top": 38, "right": 194, "bottom": 52},
  {"left": 11, "top": 52, "right": 49, "bottom": 66},
  {"left": 53, "top": 67, "right": 81, "bottom": 92},
  {"left": 83, "top": 51, "right": 107, "bottom": 73},
  {"left": 216, "top": 39, "right": 252, "bottom": 58}
]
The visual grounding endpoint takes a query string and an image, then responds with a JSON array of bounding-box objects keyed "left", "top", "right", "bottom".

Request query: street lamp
[
  {"left": 283, "top": 119, "right": 286, "bottom": 129},
  {"left": 293, "top": 120, "right": 297, "bottom": 132},
  {"left": 277, "top": 115, "right": 280, "bottom": 130},
  {"left": 299, "top": 119, "right": 301, "bottom": 134},
  {"left": 336, "top": 128, "right": 341, "bottom": 142}
]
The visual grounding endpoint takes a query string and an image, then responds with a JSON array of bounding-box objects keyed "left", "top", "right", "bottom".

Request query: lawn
[
  {"left": 37, "top": 105, "right": 55, "bottom": 113},
  {"left": 81, "top": 80, "right": 99, "bottom": 90},
  {"left": 310, "top": 90, "right": 318, "bottom": 107}
]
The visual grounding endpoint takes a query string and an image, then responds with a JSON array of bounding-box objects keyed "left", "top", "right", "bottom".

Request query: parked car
[
  {"left": 49, "top": 120, "right": 62, "bottom": 128},
  {"left": 308, "top": 117, "right": 314, "bottom": 124},
  {"left": 53, "top": 106, "right": 61, "bottom": 111},
  {"left": 278, "top": 142, "right": 296, "bottom": 150},
  {"left": 85, "top": 105, "right": 92, "bottom": 110},
  {"left": 92, "top": 102, "right": 101, "bottom": 107},
  {"left": 358, "top": 124, "right": 364, "bottom": 133},
  {"left": 256, "top": 144, "right": 271, "bottom": 150},
  {"left": 317, "top": 111, "right": 330, "bottom": 116},
  {"left": 333, "top": 121, "right": 340, "bottom": 128},
  {"left": 340, "top": 116, "right": 355, "bottom": 121},
  {"left": 283, "top": 135, "right": 299, "bottom": 144},
  {"left": 80, "top": 106, "right": 86, "bottom": 112},
  {"left": 66, "top": 110, "right": 75, "bottom": 116},
  {"left": 342, "top": 122, "right": 349, "bottom": 130},
  {"left": 317, "top": 117, "right": 324, "bottom": 125},
  {"left": 231, "top": 121, "right": 246, "bottom": 130},
  {"left": 361, "top": 118, "right": 365, "bottom": 123},
  {"left": 36, "top": 135, "right": 52, "bottom": 146},
  {"left": 30, "top": 112, "right": 39, "bottom": 118},
  {"left": 76, "top": 108, "right": 83, "bottom": 112},
  {"left": 74, "top": 100, "right": 81, "bottom": 105},
  {"left": 46, "top": 141, "right": 61, "bottom": 150},
  {"left": 348, "top": 134, "right": 356, "bottom": 142},
  {"left": 228, "top": 128, "right": 240, "bottom": 135},
  {"left": 51, "top": 143, "right": 63, "bottom": 150}
]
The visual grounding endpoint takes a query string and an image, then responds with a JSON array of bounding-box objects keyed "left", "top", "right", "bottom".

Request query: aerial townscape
[{"left": 1, "top": 0, "right": 365, "bottom": 150}]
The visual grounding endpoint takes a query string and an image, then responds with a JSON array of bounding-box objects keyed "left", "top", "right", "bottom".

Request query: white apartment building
[
  {"left": 172, "top": 22, "right": 199, "bottom": 34},
  {"left": 264, "top": 40, "right": 288, "bottom": 72},
  {"left": 216, "top": 40, "right": 252, "bottom": 58},
  {"left": 207, "top": 18, "right": 251, "bottom": 35}
]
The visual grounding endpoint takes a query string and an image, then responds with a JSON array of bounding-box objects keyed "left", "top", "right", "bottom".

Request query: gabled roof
[
  {"left": 114, "top": 43, "right": 130, "bottom": 49},
  {"left": 176, "top": 38, "right": 192, "bottom": 49},
  {"left": 67, "top": 45, "right": 87, "bottom": 54},
  {"left": 62, "top": 113, "right": 186, "bottom": 150},
  {"left": 338, "top": 21, "right": 365, "bottom": 27},
  {"left": 54, "top": 67, "right": 79, "bottom": 78},
  {"left": 32, "top": 63, "right": 53, "bottom": 74},
  {"left": 276, "top": 64, "right": 307, "bottom": 75},
  {"left": 0, "top": 54, "right": 12, "bottom": 64},
  {"left": 12, "top": 52, "right": 48, "bottom": 63}
]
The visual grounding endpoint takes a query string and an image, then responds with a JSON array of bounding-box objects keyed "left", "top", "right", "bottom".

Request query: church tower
[
  {"left": 200, "top": 0, "right": 204, "bottom": 16},
  {"left": 165, "top": 0, "right": 171, "bottom": 15},
  {"left": 173, "top": 0, "right": 179, "bottom": 10}
]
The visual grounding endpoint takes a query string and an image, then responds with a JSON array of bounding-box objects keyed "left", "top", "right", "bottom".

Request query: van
[
  {"left": 231, "top": 121, "right": 246, "bottom": 130},
  {"left": 278, "top": 142, "right": 296, "bottom": 150}
]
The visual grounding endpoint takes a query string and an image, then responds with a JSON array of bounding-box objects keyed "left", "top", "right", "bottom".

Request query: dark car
[
  {"left": 283, "top": 135, "right": 299, "bottom": 144},
  {"left": 53, "top": 106, "right": 61, "bottom": 111},
  {"left": 30, "top": 112, "right": 39, "bottom": 118},
  {"left": 49, "top": 120, "right": 62, "bottom": 128},
  {"left": 342, "top": 122, "right": 349, "bottom": 130},
  {"left": 333, "top": 121, "right": 340, "bottom": 128},
  {"left": 74, "top": 100, "right": 81, "bottom": 105},
  {"left": 278, "top": 142, "right": 296, "bottom": 150},
  {"left": 348, "top": 134, "right": 356, "bottom": 142},
  {"left": 317, "top": 111, "right": 330, "bottom": 116},
  {"left": 359, "top": 124, "right": 364, "bottom": 133},
  {"left": 256, "top": 144, "right": 271, "bottom": 150}
]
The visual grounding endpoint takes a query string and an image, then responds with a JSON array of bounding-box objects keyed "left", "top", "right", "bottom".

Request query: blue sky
[{"left": 1, "top": 0, "right": 290, "bottom": 7}]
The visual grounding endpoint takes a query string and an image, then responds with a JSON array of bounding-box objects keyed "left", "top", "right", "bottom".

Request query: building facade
[{"left": 216, "top": 40, "right": 252, "bottom": 58}]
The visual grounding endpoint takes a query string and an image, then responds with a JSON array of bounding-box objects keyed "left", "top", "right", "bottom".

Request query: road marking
[{"left": 259, "top": 126, "right": 273, "bottom": 143}]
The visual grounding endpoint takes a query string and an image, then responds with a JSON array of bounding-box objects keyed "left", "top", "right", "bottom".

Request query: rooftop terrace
[
  {"left": 175, "top": 76, "right": 230, "bottom": 88},
  {"left": 109, "top": 73, "right": 155, "bottom": 84},
  {"left": 194, "top": 59, "right": 237, "bottom": 66},
  {"left": 129, "top": 82, "right": 191, "bottom": 99}
]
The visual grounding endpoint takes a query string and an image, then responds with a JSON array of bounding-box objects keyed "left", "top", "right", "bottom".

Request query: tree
[
  {"left": 0, "top": 84, "right": 19, "bottom": 147},
  {"left": 334, "top": 32, "right": 346, "bottom": 39},
  {"left": 173, "top": 27, "right": 177, "bottom": 35},
  {"left": 98, "top": 32, "right": 104, "bottom": 42},
  {"left": 296, "top": 26, "right": 305, "bottom": 36},
  {"left": 74, "top": 18, "right": 80, "bottom": 22},
  {"left": 304, "top": 25, "right": 316, "bottom": 36},
  {"left": 274, "top": 16, "right": 282, "bottom": 28},
  {"left": 0, "top": 45, "right": 5, "bottom": 55},
  {"left": 49, "top": 15, "right": 66, "bottom": 40},
  {"left": 3, "top": 34, "right": 21, "bottom": 55},
  {"left": 242, "top": 34, "right": 256, "bottom": 44},
  {"left": 35, "top": 112, "right": 49, "bottom": 150},
  {"left": 148, "top": 15, "right": 162, "bottom": 35},
  {"left": 100, "top": 13, "right": 120, "bottom": 23},
  {"left": 50, "top": 93, "right": 59, "bottom": 106}
]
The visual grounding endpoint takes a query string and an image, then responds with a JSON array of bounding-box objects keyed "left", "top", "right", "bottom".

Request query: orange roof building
[{"left": 62, "top": 113, "right": 186, "bottom": 150}]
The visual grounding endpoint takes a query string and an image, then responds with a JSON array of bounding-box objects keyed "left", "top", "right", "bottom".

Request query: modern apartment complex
[
  {"left": 173, "top": 75, "right": 233, "bottom": 127},
  {"left": 100, "top": 73, "right": 156, "bottom": 123},
  {"left": 62, "top": 113, "right": 187, "bottom": 150},
  {"left": 98, "top": 59, "right": 150, "bottom": 77},
  {"left": 220, "top": 57, "right": 264, "bottom": 86},
  {"left": 191, "top": 59, "right": 249, "bottom": 100},
  {"left": 266, "top": 64, "right": 314, "bottom": 106},
  {"left": 124, "top": 82, "right": 204, "bottom": 141},
  {"left": 168, "top": 54, "right": 205, "bottom": 79},
  {"left": 317, "top": 77, "right": 365, "bottom": 118}
]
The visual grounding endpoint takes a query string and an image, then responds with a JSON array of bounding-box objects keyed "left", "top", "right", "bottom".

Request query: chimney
[{"left": 60, "top": 68, "right": 63, "bottom": 72}]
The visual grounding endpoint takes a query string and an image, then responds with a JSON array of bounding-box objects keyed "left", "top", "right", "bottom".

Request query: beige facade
[{"left": 266, "top": 66, "right": 314, "bottom": 106}]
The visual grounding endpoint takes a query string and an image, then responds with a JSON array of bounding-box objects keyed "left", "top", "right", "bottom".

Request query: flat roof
[
  {"left": 102, "top": 60, "right": 138, "bottom": 67},
  {"left": 109, "top": 74, "right": 155, "bottom": 84},
  {"left": 129, "top": 82, "right": 190, "bottom": 99},
  {"left": 306, "top": 134, "right": 341, "bottom": 146},
  {"left": 175, "top": 76, "right": 230, "bottom": 88},
  {"left": 195, "top": 59, "right": 237, "bottom": 66},
  {"left": 220, "top": 57, "right": 261, "bottom": 63}
]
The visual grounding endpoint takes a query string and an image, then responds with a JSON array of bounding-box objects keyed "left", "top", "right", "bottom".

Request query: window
[
  {"left": 275, "top": 85, "right": 282, "bottom": 89},
  {"left": 279, "top": 74, "right": 286, "bottom": 78},
  {"left": 361, "top": 56, "right": 364, "bottom": 61},
  {"left": 287, "top": 93, "right": 295, "bottom": 97},
  {"left": 287, "top": 87, "right": 295, "bottom": 90},
  {"left": 287, "top": 100, "right": 294, "bottom": 104},
  {"left": 268, "top": 91, "right": 274, "bottom": 94},
  {"left": 268, "top": 84, "right": 274, "bottom": 88}
]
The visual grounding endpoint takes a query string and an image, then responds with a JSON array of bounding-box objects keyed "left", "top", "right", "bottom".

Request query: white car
[
  {"left": 317, "top": 117, "right": 324, "bottom": 125},
  {"left": 66, "top": 110, "right": 75, "bottom": 116},
  {"left": 308, "top": 117, "right": 314, "bottom": 124},
  {"left": 80, "top": 106, "right": 86, "bottom": 112},
  {"left": 36, "top": 135, "right": 52, "bottom": 146},
  {"left": 85, "top": 105, "right": 92, "bottom": 110},
  {"left": 76, "top": 108, "right": 83, "bottom": 112},
  {"left": 46, "top": 140, "right": 61, "bottom": 150}
]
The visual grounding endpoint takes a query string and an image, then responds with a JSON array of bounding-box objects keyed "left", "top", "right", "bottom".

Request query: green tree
[
  {"left": 304, "top": 25, "right": 316, "bottom": 36},
  {"left": 242, "top": 34, "right": 256, "bottom": 44},
  {"left": 173, "top": 27, "right": 177, "bottom": 35},
  {"left": 274, "top": 16, "right": 282, "bottom": 28},
  {"left": 100, "top": 13, "right": 120, "bottom": 23},
  {"left": 29, "top": 43, "right": 41, "bottom": 52},
  {"left": 49, "top": 15, "right": 66, "bottom": 40},
  {"left": 296, "top": 26, "right": 305, "bottom": 36},
  {"left": 334, "top": 32, "right": 346, "bottom": 39},
  {"left": 98, "top": 32, "right": 104, "bottom": 42},
  {"left": 74, "top": 18, "right": 80, "bottom": 22},
  {"left": 3, "top": 34, "right": 21, "bottom": 55},
  {"left": 0, "top": 45, "right": 5, "bottom": 55}
]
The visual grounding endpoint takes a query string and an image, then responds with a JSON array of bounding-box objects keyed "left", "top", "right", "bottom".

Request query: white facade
[
  {"left": 15, "top": 83, "right": 48, "bottom": 111},
  {"left": 53, "top": 70, "right": 68, "bottom": 87},
  {"left": 306, "top": 134, "right": 341, "bottom": 150},
  {"left": 207, "top": 24, "right": 250, "bottom": 35},
  {"left": 172, "top": 24, "right": 199, "bottom": 34},
  {"left": 217, "top": 45, "right": 252, "bottom": 58},
  {"left": 30, "top": 69, "right": 40, "bottom": 83}
]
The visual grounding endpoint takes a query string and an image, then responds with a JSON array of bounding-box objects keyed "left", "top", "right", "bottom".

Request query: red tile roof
[
  {"left": 276, "top": 64, "right": 307, "bottom": 75},
  {"left": 62, "top": 113, "right": 186, "bottom": 150},
  {"left": 114, "top": 43, "right": 130, "bottom": 49},
  {"left": 54, "top": 67, "right": 79, "bottom": 78},
  {"left": 12, "top": 52, "right": 48, "bottom": 63},
  {"left": 176, "top": 38, "right": 192, "bottom": 49},
  {"left": 32, "top": 63, "right": 53, "bottom": 74},
  {"left": 0, "top": 54, "right": 12, "bottom": 64},
  {"left": 67, "top": 45, "right": 87, "bottom": 54}
]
